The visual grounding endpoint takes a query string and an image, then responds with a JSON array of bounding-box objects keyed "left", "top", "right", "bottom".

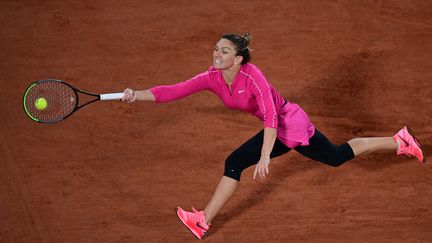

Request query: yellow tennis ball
[{"left": 35, "top": 98, "right": 48, "bottom": 110}]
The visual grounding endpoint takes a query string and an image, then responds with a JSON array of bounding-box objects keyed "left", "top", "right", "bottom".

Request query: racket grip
[{"left": 100, "top": 92, "right": 124, "bottom": 100}]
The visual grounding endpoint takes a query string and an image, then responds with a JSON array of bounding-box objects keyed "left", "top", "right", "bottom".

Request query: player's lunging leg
[
  {"left": 348, "top": 126, "right": 425, "bottom": 162},
  {"left": 204, "top": 176, "right": 238, "bottom": 224},
  {"left": 176, "top": 177, "right": 238, "bottom": 239},
  {"left": 347, "top": 137, "right": 397, "bottom": 156}
]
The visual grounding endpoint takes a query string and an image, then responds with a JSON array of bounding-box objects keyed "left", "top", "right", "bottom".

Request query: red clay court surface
[{"left": 1, "top": 1, "right": 431, "bottom": 242}]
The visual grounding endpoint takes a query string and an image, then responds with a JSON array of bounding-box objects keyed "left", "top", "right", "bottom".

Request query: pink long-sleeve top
[{"left": 149, "top": 63, "right": 315, "bottom": 148}]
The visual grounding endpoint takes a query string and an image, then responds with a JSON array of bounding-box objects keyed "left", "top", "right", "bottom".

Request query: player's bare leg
[
  {"left": 203, "top": 176, "right": 238, "bottom": 224},
  {"left": 348, "top": 137, "right": 397, "bottom": 156}
]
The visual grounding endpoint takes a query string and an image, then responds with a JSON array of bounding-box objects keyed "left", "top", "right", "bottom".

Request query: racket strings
[{"left": 24, "top": 81, "right": 77, "bottom": 122}]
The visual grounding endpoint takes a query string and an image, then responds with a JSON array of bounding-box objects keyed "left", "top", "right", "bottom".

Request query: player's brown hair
[{"left": 222, "top": 33, "right": 251, "bottom": 65}]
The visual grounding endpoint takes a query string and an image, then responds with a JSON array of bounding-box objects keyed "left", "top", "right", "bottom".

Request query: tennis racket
[{"left": 23, "top": 79, "right": 124, "bottom": 123}]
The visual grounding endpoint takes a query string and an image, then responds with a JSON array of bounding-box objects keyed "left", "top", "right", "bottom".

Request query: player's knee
[
  {"left": 323, "top": 150, "right": 350, "bottom": 167},
  {"left": 224, "top": 153, "right": 243, "bottom": 181}
]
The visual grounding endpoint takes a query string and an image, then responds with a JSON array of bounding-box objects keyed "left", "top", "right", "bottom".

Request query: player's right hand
[{"left": 122, "top": 88, "right": 136, "bottom": 103}]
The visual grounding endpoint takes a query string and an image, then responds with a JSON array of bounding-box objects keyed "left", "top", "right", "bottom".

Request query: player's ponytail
[{"left": 222, "top": 32, "right": 252, "bottom": 65}]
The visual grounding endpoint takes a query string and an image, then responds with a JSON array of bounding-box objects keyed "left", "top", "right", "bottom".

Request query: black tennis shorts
[{"left": 224, "top": 129, "right": 355, "bottom": 181}]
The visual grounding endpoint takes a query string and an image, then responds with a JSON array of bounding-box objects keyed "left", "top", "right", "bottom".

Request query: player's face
[{"left": 213, "top": 39, "right": 242, "bottom": 70}]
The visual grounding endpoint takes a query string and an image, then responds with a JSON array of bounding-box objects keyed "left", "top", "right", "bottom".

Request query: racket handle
[{"left": 100, "top": 92, "right": 124, "bottom": 100}]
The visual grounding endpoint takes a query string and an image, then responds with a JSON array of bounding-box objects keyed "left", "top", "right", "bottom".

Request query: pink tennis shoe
[
  {"left": 176, "top": 207, "right": 210, "bottom": 239},
  {"left": 393, "top": 126, "right": 425, "bottom": 163}
]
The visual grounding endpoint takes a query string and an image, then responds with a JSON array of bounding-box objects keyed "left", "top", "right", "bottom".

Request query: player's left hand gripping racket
[{"left": 23, "top": 79, "right": 124, "bottom": 123}]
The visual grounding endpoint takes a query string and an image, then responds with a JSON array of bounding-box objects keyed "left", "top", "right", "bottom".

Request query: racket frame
[{"left": 23, "top": 79, "right": 120, "bottom": 123}]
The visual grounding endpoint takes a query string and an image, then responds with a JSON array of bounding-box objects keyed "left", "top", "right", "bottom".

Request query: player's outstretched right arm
[{"left": 121, "top": 88, "right": 155, "bottom": 103}]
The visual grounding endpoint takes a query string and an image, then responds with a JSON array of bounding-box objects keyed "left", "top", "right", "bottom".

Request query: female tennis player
[{"left": 121, "top": 33, "right": 425, "bottom": 239}]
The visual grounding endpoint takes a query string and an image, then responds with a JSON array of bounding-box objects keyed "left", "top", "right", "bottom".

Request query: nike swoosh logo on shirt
[{"left": 238, "top": 90, "right": 245, "bottom": 93}]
